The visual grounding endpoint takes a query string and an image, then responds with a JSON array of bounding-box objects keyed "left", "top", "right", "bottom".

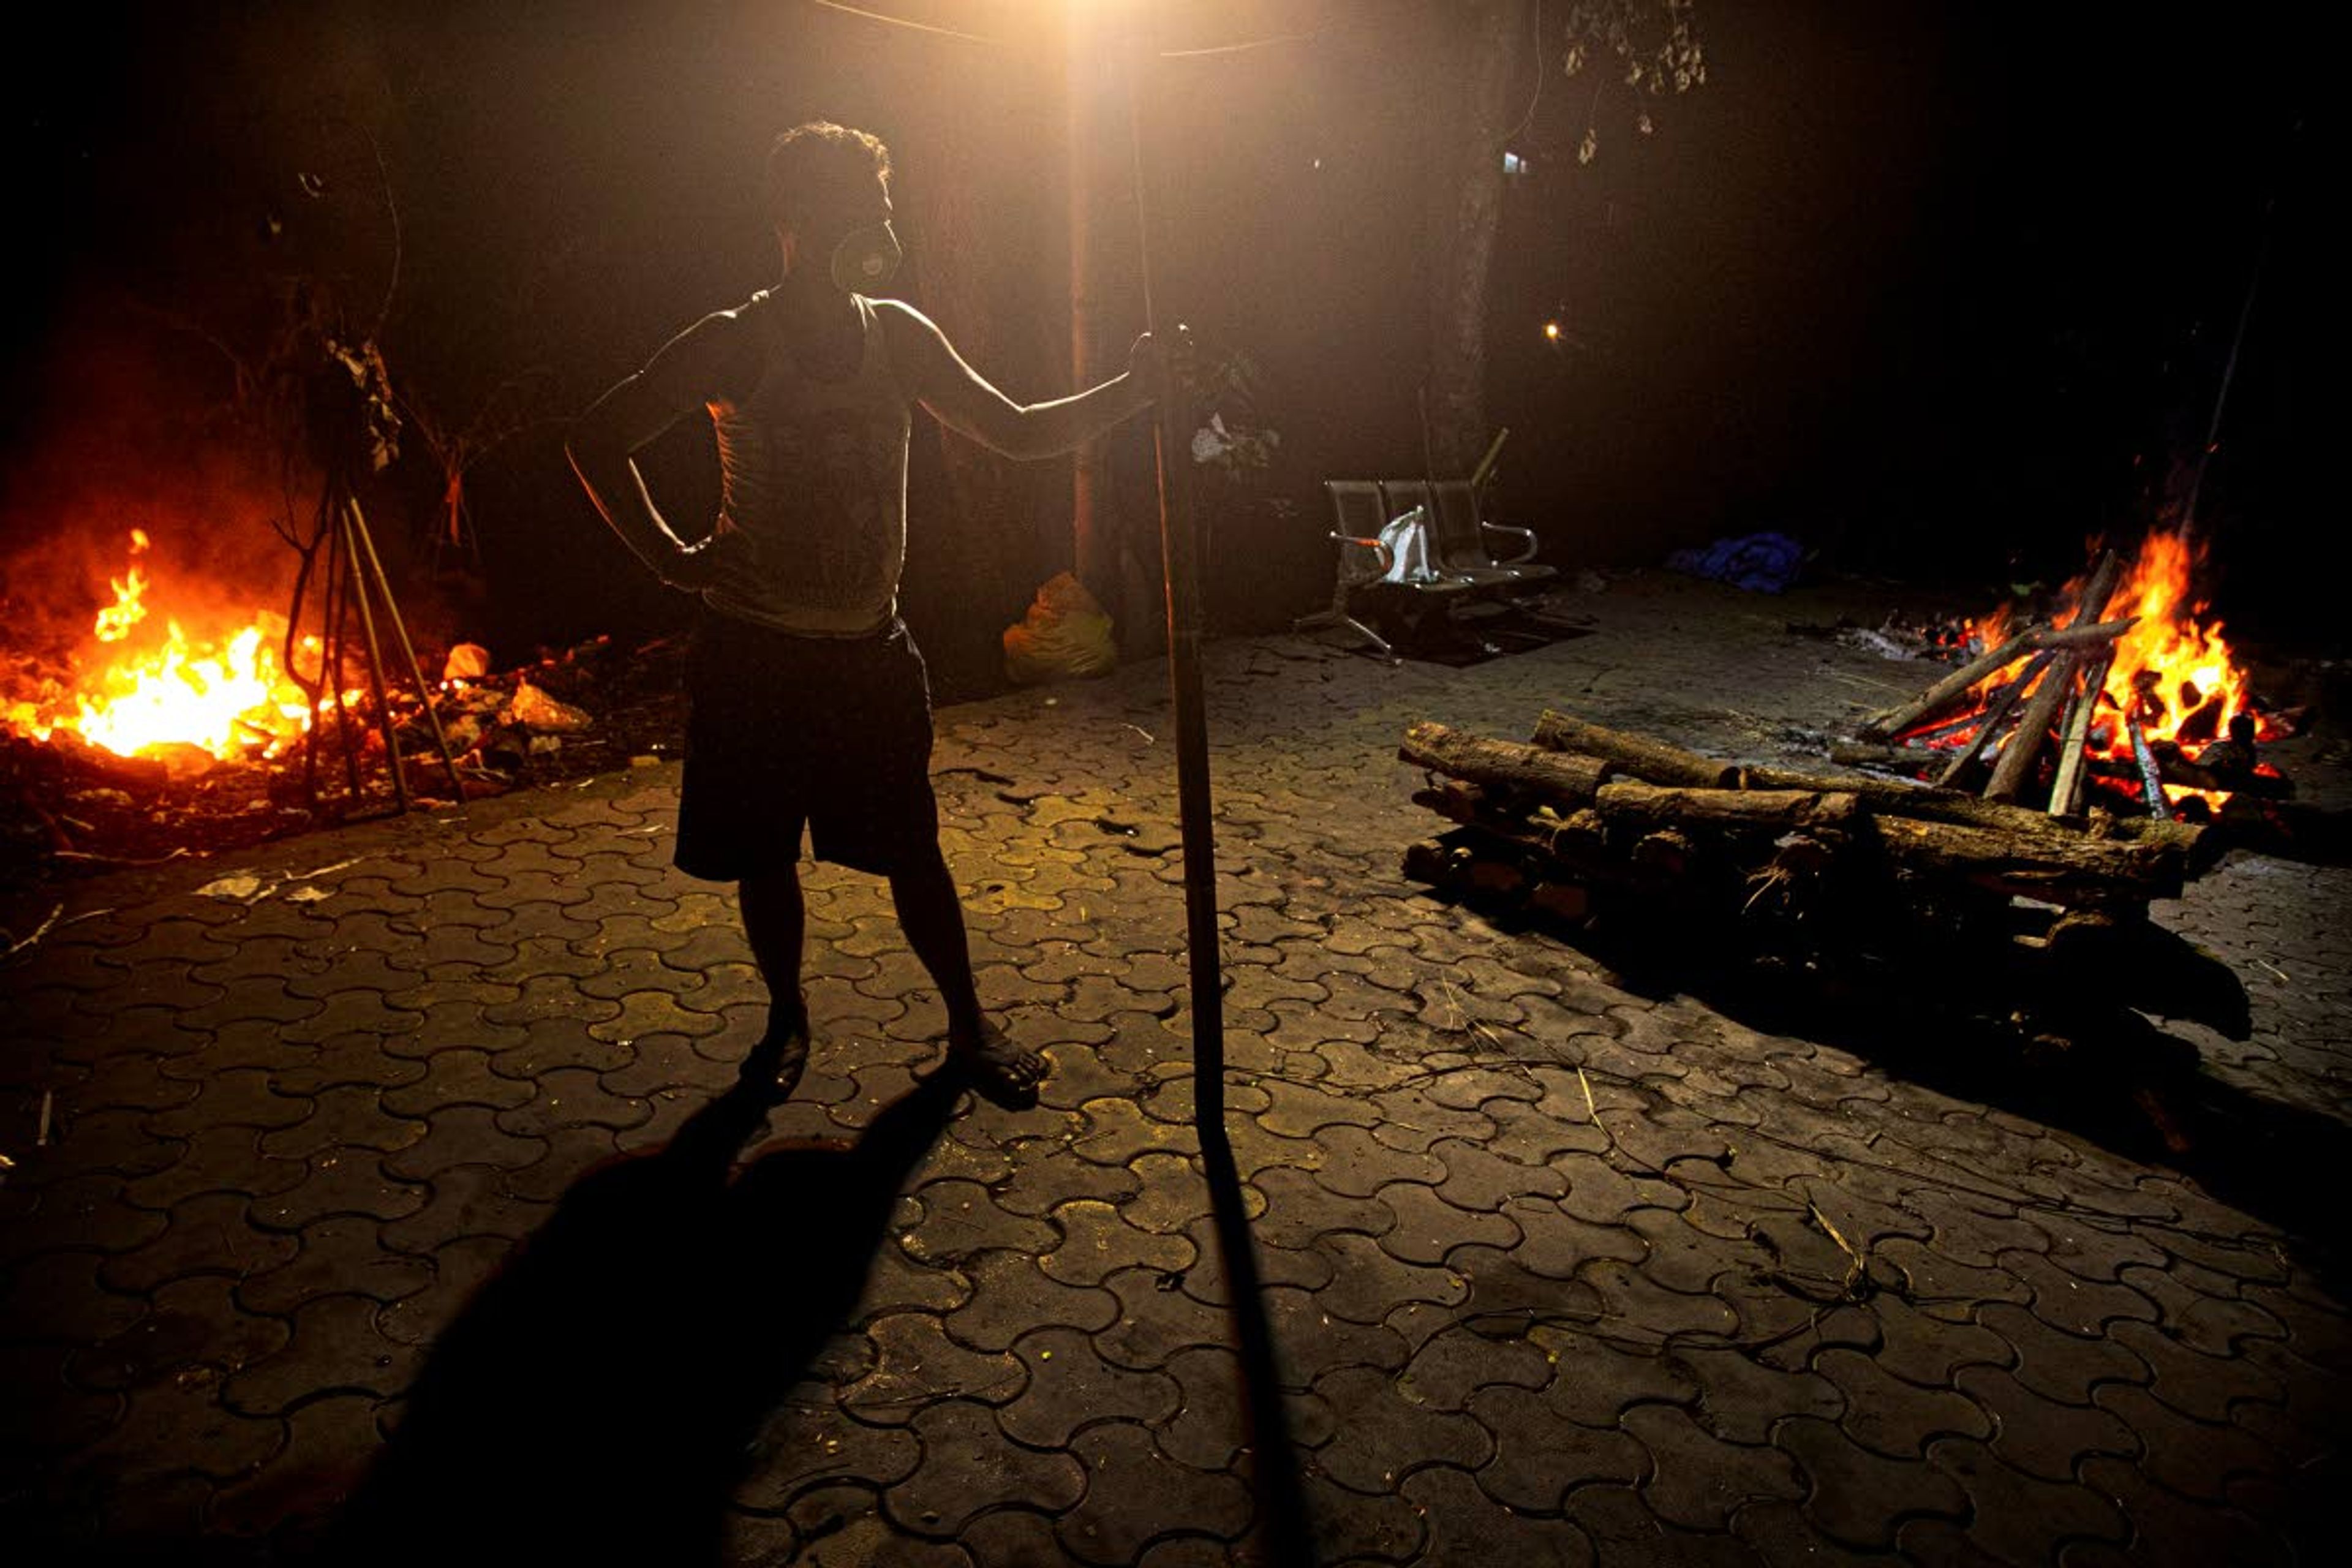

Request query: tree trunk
[{"left": 1425, "top": 0, "right": 1530, "bottom": 475}]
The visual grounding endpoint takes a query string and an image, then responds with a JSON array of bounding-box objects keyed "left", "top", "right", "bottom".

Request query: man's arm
[
  {"left": 877, "top": 300, "right": 1156, "bottom": 461},
  {"left": 565, "top": 312, "right": 753, "bottom": 592}
]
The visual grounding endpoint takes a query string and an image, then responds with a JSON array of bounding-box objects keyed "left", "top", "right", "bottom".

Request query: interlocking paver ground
[{"left": 4, "top": 574, "right": 2346, "bottom": 1563}]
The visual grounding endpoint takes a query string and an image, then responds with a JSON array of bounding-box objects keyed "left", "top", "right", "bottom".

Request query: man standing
[{"left": 568, "top": 121, "right": 1158, "bottom": 1103}]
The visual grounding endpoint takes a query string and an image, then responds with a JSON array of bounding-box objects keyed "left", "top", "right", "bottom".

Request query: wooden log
[
  {"left": 1401, "top": 722, "right": 1613, "bottom": 807},
  {"left": 1829, "top": 741, "right": 1936, "bottom": 776},
  {"left": 1986, "top": 650, "right": 2082, "bottom": 804},
  {"left": 1411, "top": 782, "right": 1489, "bottom": 826},
  {"left": 1738, "top": 763, "right": 2209, "bottom": 855},
  {"left": 1593, "top": 778, "right": 1860, "bottom": 833},
  {"left": 2037, "top": 616, "right": 2138, "bottom": 650},
  {"left": 1531, "top": 710, "right": 1738, "bottom": 788},
  {"left": 1934, "top": 649, "right": 2050, "bottom": 788},
  {"left": 2071, "top": 548, "right": 2126, "bottom": 627},
  {"left": 2125, "top": 715, "right": 2171, "bottom": 820},
  {"left": 1867, "top": 814, "right": 2187, "bottom": 907},
  {"left": 1544, "top": 806, "right": 1611, "bottom": 865},
  {"left": 1856, "top": 627, "right": 2041, "bottom": 740},
  {"left": 2046, "top": 651, "right": 2114, "bottom": 818},
  {"left": 1630, "top": 827, "right": 1697, "bottom": 878}
]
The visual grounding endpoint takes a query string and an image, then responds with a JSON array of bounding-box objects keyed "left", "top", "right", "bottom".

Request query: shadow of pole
[{"left": 1197, "top": 1114, "right": 1318, "bottom": 1566}]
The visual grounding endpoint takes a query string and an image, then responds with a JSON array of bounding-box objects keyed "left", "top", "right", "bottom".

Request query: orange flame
[
  {"left": 4, "top": 530, "right": 313, "bottom": 761},
  {"left": 1936, "top": 528, "right": 2268, "bottom": 804},
  {"left": 92, "top": 529, "right": 151, "bottom": 644}
]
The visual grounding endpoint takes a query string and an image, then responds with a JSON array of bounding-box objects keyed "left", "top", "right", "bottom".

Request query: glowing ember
[{"left": 4, "top": 531, "right": 313, "bottom": 762}]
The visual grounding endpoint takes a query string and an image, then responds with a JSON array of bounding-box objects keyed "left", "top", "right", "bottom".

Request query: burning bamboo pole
[
  {"left": 1985, "top": 650, "right": 2083, "bottom": 804},
  {"left": 1934, "top": 649, "right": 2049, "bottom": 788},
  {"left": 2047, "top": 650, "right": 2115, "bottom": 819}
]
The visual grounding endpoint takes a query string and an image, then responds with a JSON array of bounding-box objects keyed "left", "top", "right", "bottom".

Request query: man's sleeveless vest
[{"left": 704, "top": 291, "right": 913, "bottom": 636}]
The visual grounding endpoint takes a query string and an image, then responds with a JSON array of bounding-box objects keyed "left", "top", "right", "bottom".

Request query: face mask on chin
[{"left": 827, "top": 221, "right": 902, "bottom": 293}]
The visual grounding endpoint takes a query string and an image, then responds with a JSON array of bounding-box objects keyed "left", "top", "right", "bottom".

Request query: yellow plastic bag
[{"left": 1003, "top": 571, "right": 1116, "bottom": 685}]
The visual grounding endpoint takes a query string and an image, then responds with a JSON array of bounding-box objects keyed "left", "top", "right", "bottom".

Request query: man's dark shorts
[{"left": 674, "top": 610, "right": 937, "bottom": 881}]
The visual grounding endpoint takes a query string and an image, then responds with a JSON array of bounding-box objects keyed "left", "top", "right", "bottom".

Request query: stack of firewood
[{"left": 1398, "top": 709, "right": 2222, "bottom": 976}]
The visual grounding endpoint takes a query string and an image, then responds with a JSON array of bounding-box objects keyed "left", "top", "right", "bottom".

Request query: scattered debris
[
  {"left": 4, "top": 903, "right": 63, "bottom": 957},
  {"left": 36, "top": 1090, "right": 53, "bottom": 1148},
  {"left": 196, "top": 875, "right": 268, "bottom": 902}
]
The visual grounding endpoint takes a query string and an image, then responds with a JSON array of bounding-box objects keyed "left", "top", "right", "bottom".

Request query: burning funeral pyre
[
  {"left": 1, "top": 529, "right": 685, "bottom": 883},
  {"left": 1393, "top": 533, "right": 2346, "bottom": 1058},
  {"left": 1840, "top": 529, "right": 2293, "bottom": 820}
]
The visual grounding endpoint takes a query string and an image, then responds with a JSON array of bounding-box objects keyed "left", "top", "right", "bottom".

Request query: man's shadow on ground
[{"left": 318, "top": 1068, "right": 965, "bottom": 1567}]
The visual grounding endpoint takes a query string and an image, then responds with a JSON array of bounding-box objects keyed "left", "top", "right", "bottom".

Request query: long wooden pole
[{"left": 1127, "top": 45, "right": 1314, "bottom": 1567}]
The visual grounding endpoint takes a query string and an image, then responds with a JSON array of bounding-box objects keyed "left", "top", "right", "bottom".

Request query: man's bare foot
[
  {"left": 946, "top": 1021, "right": 1046, "bottom": 1107},
  {"left": 737, "top": 1022, "right": 811, "bottom": 1103}
]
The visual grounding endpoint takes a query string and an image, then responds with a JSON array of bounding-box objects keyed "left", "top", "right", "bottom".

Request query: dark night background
[{"left": 0, "top": 1, "right": 2324, "bottom": 699}]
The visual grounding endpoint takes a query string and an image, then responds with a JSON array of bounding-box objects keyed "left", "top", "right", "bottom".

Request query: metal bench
[{"left": 1293, "top": 478, "right": 1541, "bottom": 659}]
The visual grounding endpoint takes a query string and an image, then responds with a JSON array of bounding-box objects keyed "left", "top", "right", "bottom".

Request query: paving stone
[
  {"left": 899, "top": 1179, "right": 1057, "bottom": 1266},
  {"left": 1403, "top": 1464, "right": 1594, "bottom": 1564},
  {"left": 235, "top": 1215, "right": 432, "bottom": 1316},
  {"left": 1096, "top": 1264, "right": 1232, "bottom": 1373},
  {"left": 1773, "top": 1414, "right": 1969, "bottom": 1550},
  {"left": 1920, "top": 1434, "right": 2131, "bottom": 1562},
  {"left": 1394, "top": 1319, "right": 1552, "bottom": 1412},
  {"left": 121, "top": 1123, "right": 308, "bottom": 1212},
  {"left": 1872, "top": 1234, "right": 2033, "bottom": 1311},
  {"left": 255, "top": 1084, "right": 424, "bottom": 1163},
  {"left": 2025, "top": 1213, "right": 2174, "bottom": 1284},
  {"left": 2004, "top": 1246, "right": 2163, "bottom": 1338},
  {"left": 1668, "top": 1345, "right": 1844, "bottom": 1444},
  {"left": 1728, "top": 1499, "right": 1887, "bottom": 1568},
  {"left": 252, "top": 1150, "right": 428, "bottom": 1232},
  {"left": 957, "top": 1506, "right": 1072, "bottom": 1567},
  {"left": 220, "top": 1291, "right": 418, "bottom": 1414},
  {"left": 1464, "top": 1382, "right": 1648, "bottom": 1513},
  {"left": 2089, "top": 1381, "right": 2283, "bottom": 1503},
  {"left": 989, "top": 1141, "right": 1142, "bottom": 1219},
  {"left": 842, "top": 1311, "right": 1023, "bottom": 1423},
  {"left": 1866, "top": 1291, "right": 2014, "bottom": 1390},
  {"left": 883, "top": 1398, "right": 1087, "bottom": 1537},
  {"left": 1623, "top": 1400, "right": 1806, "bottom": 1531},
  {"left": 1427, "top": 1134, "right": 1568, "bottom": 1212},
  {"left": 1366, "top": 1085, "right": 1502, "bottom": 1155},
  {"left": 1580, "top": 1256, "right": 1739, "bottom": 1344},
  {"left": 144, "top": 1068, "right": 311, "bottom": 1136},
  {"left": 1311, "top": 1230, "right": 1469, "bottom": 1326},
  {"left": 74, "top": 1370, "right": 286, "bottom": 1485},
  {"left": 1377, "top": 1178, "right": 1518, "bottom": 1267},
  {"left": 500, "top": 1125, "right": 625, "bottom": 1204},
  {"left": 1561, "top": 1482, "right": 1757, "bottom": 1567},
  {"left": 1152, "top": 1342, "right": 1254, "bottom": 1473},
  {"left": 1811, "top": 1346, "right": 1992, "bottom": 1457},
  {"left": 1977, "top": 1302, "right": 2152, "bottom": 1407},
  {"left": 2077, "top": 1454, "right": 2296, "bottom": 1567},
  {"left": 1311, "top": 1123, "right": 1446, "bottom": 1197},
  {"left": 1044, "top": 1198, "right": 1196, "bottom": 1289},
  {"left": 1311, "top": 1362, "right": 1491, "bottom": 1494},
  {"left": 1258, "top": 1283, "right": 1409, "bottom": 1388},
  {"left": 940, "top": 1250, "right": 1119, "bottom": 1354},
  {"left": 1949, "top": 1361, "right": 2140, "bottom": 1483},
  {"left": 1055, "top": 1420, "right": 1256, "bottom": 1565},
  {"left": 375, "top": 1233, "right": 515, "bottom": 1348},
  {"left": 67, "top": 1271, "right": 287, "bottom": 1395},
  {"left": 735, "top": 1402, "right": 923, "bottom": 1512},
  {"left": 378, "top": 1163, "right": 547, "bottom": 1254}
]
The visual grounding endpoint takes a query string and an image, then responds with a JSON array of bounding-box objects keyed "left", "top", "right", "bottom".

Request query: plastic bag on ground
[{"left": 1004, "top": 571, "right": 1117, "bottom": 685}]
